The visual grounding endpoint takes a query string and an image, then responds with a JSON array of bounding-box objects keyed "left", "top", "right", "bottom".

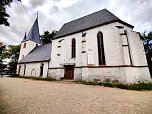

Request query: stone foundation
[
  {"left": 48, "top": 66, "right": 151, "bottom": 83},
  {"left": 81, "top": 67, "right": 127, "bottom": 83}
]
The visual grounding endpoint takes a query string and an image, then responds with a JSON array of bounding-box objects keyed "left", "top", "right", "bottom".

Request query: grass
[
  {"left": 74, "top": 80, "right": 152, "bottom": 91},
  {"left": 8, "top": 75, "right": 57, "bottom": 81}
]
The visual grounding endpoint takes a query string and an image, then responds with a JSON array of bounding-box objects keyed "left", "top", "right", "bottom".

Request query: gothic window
[
  {"left": 97, "top": 32, "right": 106, "bottom": 65},
  {"left": 71, "top": 38, "right": 76, "bottom": 58},
  {"left": 23, "top": 65, "right": 26, "bottom": 75},
  {"left": 18, "top": 66, "right": 21, "bottom": 74},
  {"left": 23, "top": 43, "right": 26, "bottom": 48},
  {"left": 40, "top": 63, "right": 44, "bottom": 77}
]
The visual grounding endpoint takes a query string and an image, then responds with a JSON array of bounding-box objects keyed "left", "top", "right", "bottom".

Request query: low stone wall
[
  {"left": 48, "top": 68, "right": 64, "bottom": 79},
  {"left": 82, "top": 67, "right": 127, "bottom": 83},
  {"left": 48, "top": 67, "right": 151, "bottom": 83},
  {"left": 126, "top": 67, "right": 151, "bottom": 83},
  {"left": 48, "top": 67, "right": 82, "bottom": 80}
]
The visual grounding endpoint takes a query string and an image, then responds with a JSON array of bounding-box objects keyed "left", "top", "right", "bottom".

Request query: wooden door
[{"left": 64, "top": 66, "right": 74, "bottom": 80}]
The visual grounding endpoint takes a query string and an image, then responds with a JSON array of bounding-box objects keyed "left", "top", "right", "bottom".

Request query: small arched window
[
  {"left": 71, "top": 38, "right": 76, "bottom": 58},
  {"left": 23, "top": 43, "right": 26, "bottom": 48},
  {"left": 97, "top": 32, "right": 106, "bottom": 65}
]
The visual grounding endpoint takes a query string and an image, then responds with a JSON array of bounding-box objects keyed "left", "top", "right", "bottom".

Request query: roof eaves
[{"left": 18, "top": 59, "right": 50, "bottom": 64}]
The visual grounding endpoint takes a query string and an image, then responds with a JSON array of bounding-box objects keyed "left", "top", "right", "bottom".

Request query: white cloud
[{"left": 0, "top": 0, "right": 152, "bottom": 45}]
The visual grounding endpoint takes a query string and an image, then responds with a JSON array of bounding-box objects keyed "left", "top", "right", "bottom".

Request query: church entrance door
[{"left": 64, "top": 65, "right": 74, "bottom": 80}]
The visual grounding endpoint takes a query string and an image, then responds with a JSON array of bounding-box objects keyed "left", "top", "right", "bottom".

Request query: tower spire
[
  {"left": 37, "top": 11, "right": 38, "bottom": 18},
  {"left": 21, "top": 14, "right": 41, "bottom": 44}
]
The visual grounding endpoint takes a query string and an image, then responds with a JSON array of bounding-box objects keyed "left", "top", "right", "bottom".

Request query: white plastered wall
[
  {"left": 49, "top": 22, "right": 151, "bottom": 83},
  {"left": 18, "top": 40, "right": 40, "bottom": 61},
  {"left": 17, "top": 62, "right": 48, "bottom": 78}
]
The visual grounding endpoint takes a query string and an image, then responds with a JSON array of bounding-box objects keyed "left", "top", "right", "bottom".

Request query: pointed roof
[
  {"left": 54, "top": 9, "right": 134, "bottom": 39},
  {"left": 23, "top": 32, "right": 26, "bottom": 41},
  {"left": 21, "top": 17, "right": 42, "bottom": 44}
]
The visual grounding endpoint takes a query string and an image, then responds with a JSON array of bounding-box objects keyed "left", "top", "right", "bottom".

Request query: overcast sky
[{"left": 0, "top": 0, "right": 152, "bottom": 45}]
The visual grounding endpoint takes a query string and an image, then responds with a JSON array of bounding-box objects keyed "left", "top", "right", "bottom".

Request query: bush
[{"left": 10, "top": 74, "right": 19, "bottom": 77}]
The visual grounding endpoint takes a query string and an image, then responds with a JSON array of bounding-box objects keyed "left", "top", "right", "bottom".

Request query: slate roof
[
  {"left": 18, "top": 43, "right": 52, "bottom": 63},
  {"left": 54, "top": 9, "right": 133, "bottom": 39},
  {"left": 21, "top": 17, "right": 42, "bottom": 44}
]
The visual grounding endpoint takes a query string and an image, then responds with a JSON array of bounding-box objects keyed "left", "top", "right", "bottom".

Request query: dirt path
[{"left": 0, "top": 77, "right": 152, "bottom": 114}]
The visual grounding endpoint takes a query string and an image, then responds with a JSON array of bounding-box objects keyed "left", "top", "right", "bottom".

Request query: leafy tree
[
  {"left": 0, "top": 42, "right": 6, "bottom": 54},
  {"left": 1, "top": 44, "right": 20, "bottom": 74},
  {"left": 42, "top": 30, "right": 57, "bottom": 44},
  {"left": 140, "top": 31, "right": 152, "bottom": 75},
  {"left": 0, "top": 42, "right": 6, "bottom": 73},
  {"left": 0, "top": 0, "right": 21, "bottom": 26}
]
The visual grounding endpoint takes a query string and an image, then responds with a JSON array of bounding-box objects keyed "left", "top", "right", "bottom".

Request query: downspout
[{"left": 125, "top": 31, "right": 133, "bottom": 66}]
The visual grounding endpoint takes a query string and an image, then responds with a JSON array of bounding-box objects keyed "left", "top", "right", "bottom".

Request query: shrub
[{"left": 10, "top": 74, "right": 19, "bottom": 77}]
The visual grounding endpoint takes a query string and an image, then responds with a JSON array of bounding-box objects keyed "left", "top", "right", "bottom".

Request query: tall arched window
[
  {"left": 71, "top": 38, "right": 76, "bottom": 58},
  {"left": 24, "top": 65, "right": 26, "bottom": 75},
  {"left": 40, "top": 63, "right": 44, "bottom": 77},
  {"left": 18, "top": 66, "right": 21, "bottom": 74},
  {"left": 97, "top": 32, "right": 106, "bottom": 65}
]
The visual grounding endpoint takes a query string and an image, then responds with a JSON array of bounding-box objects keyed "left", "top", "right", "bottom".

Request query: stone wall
[
  {"left": 81, "top": 67, "right": 127, "bottom": 83},
  {"left": 17, "top": 62, "right": 48, "bottom": 78},
  {"left": 48, "top": 67, "right": 82, "bottom": 80}
]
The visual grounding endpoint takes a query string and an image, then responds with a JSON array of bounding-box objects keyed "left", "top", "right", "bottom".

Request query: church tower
[{"left": 18, "top": 16, "right": 42, "bottom": 61}]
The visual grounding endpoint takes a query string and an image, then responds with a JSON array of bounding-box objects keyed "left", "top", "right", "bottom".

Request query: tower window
[
  {"left": 97, "top": 32, "right": 106, "bottom": 65},
  {"left": 71, "top": 38, "right": 76, "bottom": 58},
  {"left": 23, "top": 43, "right": 26, "bottom": 48}
]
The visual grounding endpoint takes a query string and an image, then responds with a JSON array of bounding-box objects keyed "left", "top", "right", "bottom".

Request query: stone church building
[{"left": 17, "top": 9, "right": 151, "bottom": 83}]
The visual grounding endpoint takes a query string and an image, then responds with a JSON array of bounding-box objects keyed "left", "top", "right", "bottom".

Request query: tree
[
  {"left": 140, "top": 31, "right": 152, "bottom": 75},
  {"left": 1, "top": 44, "right": 20, "bottom": 74},
  {"left": 42, "top": 30, "right": 57, "bottom": 44},
  {"left": 0, "top": 42, "right": 6, "bottom": 73},
  {"left": 0, "top": 0, "right": 21, "bottom": 26}
]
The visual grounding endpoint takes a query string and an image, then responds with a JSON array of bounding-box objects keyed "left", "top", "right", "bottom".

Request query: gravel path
[{"left": 0, "top": 77, "right": 152, "bottom": 114}]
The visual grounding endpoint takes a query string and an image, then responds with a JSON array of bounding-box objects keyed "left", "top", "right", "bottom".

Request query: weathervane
[
  {"left": 52, "top": 0, "right": 58, "bottom": 7},
  {"left": 37, "top": 11, "right": 38, "bottom": 18}
]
